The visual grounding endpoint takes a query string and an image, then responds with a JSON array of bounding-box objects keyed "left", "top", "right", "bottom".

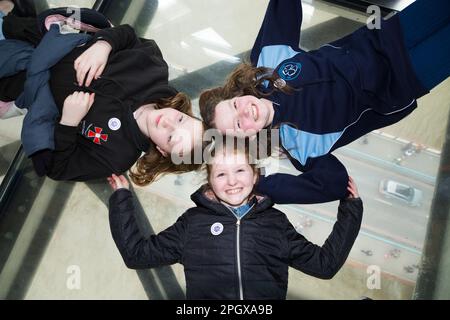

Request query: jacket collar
[
  {"left": 190, "top": 184, "right": 274, "bottom": 218},
  {"left": 125, "top": 106, "right": 152, "bottom": 152},
  {"left": 229, "top": 197, "right": 258, "bottom": 219}
]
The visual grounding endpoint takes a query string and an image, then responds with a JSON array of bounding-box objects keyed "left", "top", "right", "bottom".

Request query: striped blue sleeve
[{"left": 280, "top": 124, "right": 344, "bottom": 166}]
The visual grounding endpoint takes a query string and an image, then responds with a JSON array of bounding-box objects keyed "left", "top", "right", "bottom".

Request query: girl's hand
[
  {"left": 108, "top": 174, "right": 130, "bottom": 191},
  {"left": 60, "top": 91, "right": 95, "bottom": 127},
  {"left": 74, "top": 40, "right": 112, "bottom": 87},
  {"left": 347, "top": 176, "right": 359, "bottom": 199}
]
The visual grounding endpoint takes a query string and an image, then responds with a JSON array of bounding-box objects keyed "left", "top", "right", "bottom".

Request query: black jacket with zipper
[{"left": 109, "top": 186, "right": 363, "bottom": 300}]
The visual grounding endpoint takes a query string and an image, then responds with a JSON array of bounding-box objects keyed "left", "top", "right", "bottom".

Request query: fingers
[
  {"left": 107, "top": 177, "right": 116, "bottom": 190},
  {"left": 77, "top": 63, "right": 104, "bottom": 87},
  {"left": 108, "top": 175, "right": 130, "bottom": 191},
  {"left": 74, "top": 42, "right": 110, "bottom": 87},
  {"left": 65, "top": 91, "right": 80, "bottom": 104},
  {"left": 347, "top": 186, "right": 355, "bottom": 198},
  {"left": 111, "top": 174, "right": 123, "bottom": 189},
  {"left": 118, "top": 175, "right": 130, "bottom": 189},
  {"left": 70, "top": 91, "right": 92, "bottom": 108},
  {"left": 347, "top": 176, "right": 359, "bottom": 198},
  {"left": 85, "top": 61, "right": 106, "bottom": 86},
  {"left": 76, "top": 62, "right": 86, "bottom": 86},
  {"left": 348, "top": 176, "right": 354, "bottom": 188},
  {"left": 95, "top": 64, "right": 105, "bottom": 81},
  {"left": 85, "top": 68, "right": 95, "bottom": 88},
  {"left": 85, "top": 64, "right": 98, "bottom": 87},
  {"left": 347, "top": 186, "right": 357, "bottom": 198},
  {"left": 64, "top": 91, "right": 95, "bottom": 111},
  {"left": 81, "top": 92, "right": 91, "bottom": 109},
  {"left": 75, "top": 59, "right": 95, "bottom": 87},
  {"left": 61, "top": 91, "right": 95, "bottom": 127},
  {"left": 74, "top": 50, "right": 90, "bottom": 86},
  {"left": 88, "top": 93, "right": 95, "bottom": 109}
]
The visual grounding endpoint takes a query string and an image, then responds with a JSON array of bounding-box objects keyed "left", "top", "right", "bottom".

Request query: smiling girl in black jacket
[{"left": 108, "top": 139, "right": 363, "bottom": 300}]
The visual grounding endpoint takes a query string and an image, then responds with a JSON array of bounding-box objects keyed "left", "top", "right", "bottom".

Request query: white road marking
[{"left": 375, "top": 198, "right": 393, "bottom": 206}]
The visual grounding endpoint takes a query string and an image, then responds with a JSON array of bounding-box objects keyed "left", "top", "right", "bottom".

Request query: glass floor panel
[{"left": 0, "top": 0, "right": 449, "bottom": 299}]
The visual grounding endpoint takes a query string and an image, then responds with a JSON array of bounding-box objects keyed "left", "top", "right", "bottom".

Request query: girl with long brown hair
[
  {"left": 0, "top": 4, "right": 203, "bottom": 183},
  {"left": 199, "top": 0, "right": 450, "bottom": 204}
]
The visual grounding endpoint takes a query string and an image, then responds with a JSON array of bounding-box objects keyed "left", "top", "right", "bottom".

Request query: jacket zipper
[
  {"left": 225, "top": 203, "right": 255, "bottom": 300},
  {"left": 236, "top": 218, "right": 243, "bottom": 300}
]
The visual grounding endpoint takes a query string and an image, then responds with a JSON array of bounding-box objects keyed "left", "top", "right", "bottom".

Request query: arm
[
  {"left": 109, "top": 188, "right": 186, "bottom": 269},
  {"left": 256, "top": 154, "right": 349, "bottom": 204},
  {"left": 93, "top": 24, "right": 139, "bottom": 54},
  {"left": 288, "top": 197, "right": 363, "bottom": 279},
  {"left": 46, "top": 92, "right": 119, "bottom": 181},
  {"left": 74, "top": 24, "right": 139, "bottom": 86},
  {"left": 251, "top": 0, "right": 303, "bottom": 66}
]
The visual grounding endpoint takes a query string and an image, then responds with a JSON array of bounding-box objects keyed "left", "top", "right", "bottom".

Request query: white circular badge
[
  {"left": 108, "top": 118, "right": 121, "bottom": 131},
  {"left": 211, "top": 223, "right": 224, "bottom": 236}
]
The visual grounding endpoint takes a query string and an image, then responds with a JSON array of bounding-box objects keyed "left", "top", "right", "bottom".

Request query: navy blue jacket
[
  {"left": 254, "top": 0, "right": 428, "bottom": 204},
  {"left": 109, "top": 186, "right": 363, "bottom": 300}
]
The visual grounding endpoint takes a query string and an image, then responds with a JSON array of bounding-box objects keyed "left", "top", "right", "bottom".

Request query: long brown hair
[
  {"left": 199, "top": 62, "right": 292, "bottom": 129},
  {"left": 129, "top": 92, "right": 203, "bottom": 186}
]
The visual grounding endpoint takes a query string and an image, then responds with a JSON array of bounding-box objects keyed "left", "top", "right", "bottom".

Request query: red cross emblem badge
[{"left": 87, "top": 127, "right": 109, "bottom": 145}]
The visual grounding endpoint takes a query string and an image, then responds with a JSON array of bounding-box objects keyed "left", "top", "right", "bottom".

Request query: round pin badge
[
  {"left": 108, "top": 118, "right": 121, "bottom": 131},
  {"left": 211, "top": 222, "right": 224, "bottom": 236}
]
